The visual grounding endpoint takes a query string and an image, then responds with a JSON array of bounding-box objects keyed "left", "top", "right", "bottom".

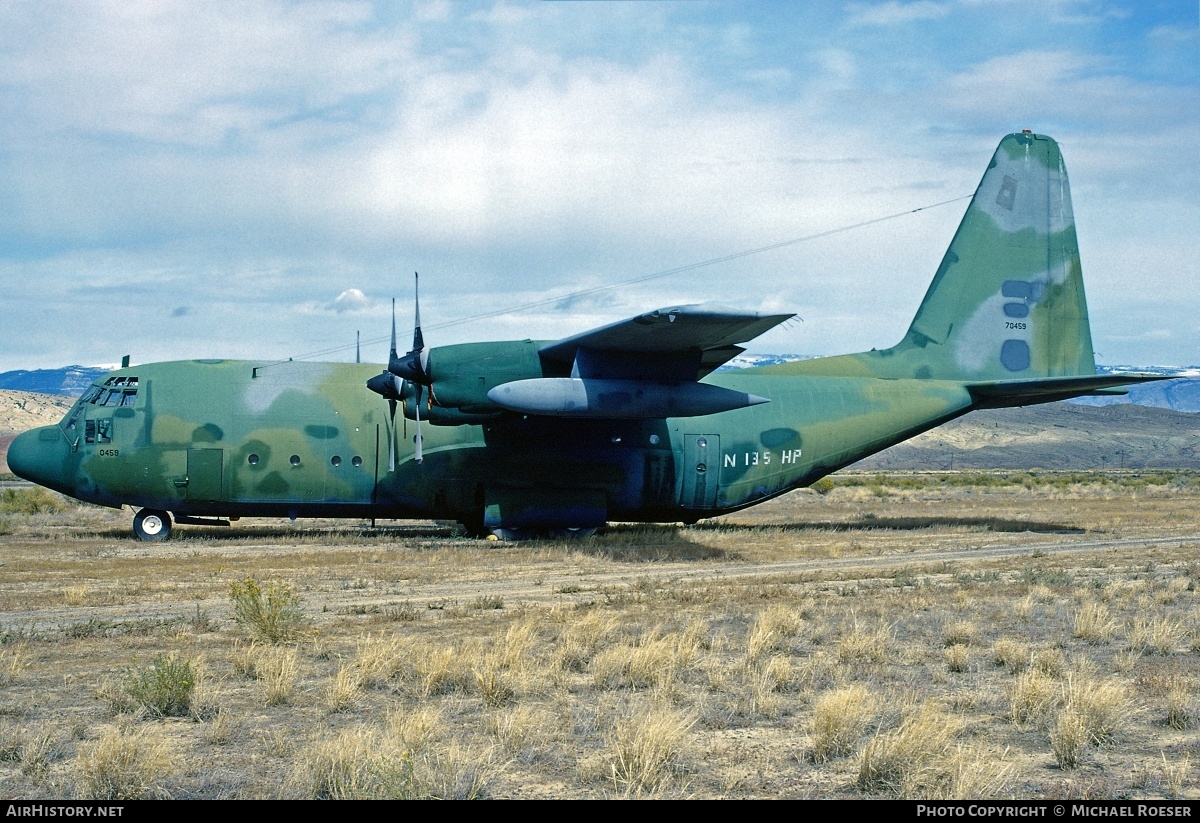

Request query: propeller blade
[
  {"left": 388, "top": 273, "right": 431, "bottom": 385},
  {"left": 373, "top": 275, "right": 429, "bottom": 468},
  {"left": 412, "top": 272, "right": 424, "bottom": 354},
  {"left": 389, "top": 298, "right": 398, "bottom": 361},
  {"left": 413, "top": 383, "right": 424, "bottom": 464},
  {"left": 387, "top": 397, "right": 396, "bottom": 472}
]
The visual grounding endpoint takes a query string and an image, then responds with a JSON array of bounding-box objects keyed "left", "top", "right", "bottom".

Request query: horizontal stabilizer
[
  {"left": 488, "top": 377, "right": 769, "bottom": 418},
  {"left": 967, "top": 373, "right": 1171, "bottom": 409}
]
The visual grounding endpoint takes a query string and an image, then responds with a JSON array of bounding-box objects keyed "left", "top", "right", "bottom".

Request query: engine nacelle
[{"left": 487, "top": 377, "right": 768, "bottom": 418}]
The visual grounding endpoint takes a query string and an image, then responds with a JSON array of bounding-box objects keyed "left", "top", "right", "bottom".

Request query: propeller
[
  {"left": 364, "top": 299, "right": 403, "bottom": 471},
  {"left": 367, "top": 274, "right": 432, "bottom": 466},
  {"left": 387, "top": 273, "right": 431, "bottom": 463}
]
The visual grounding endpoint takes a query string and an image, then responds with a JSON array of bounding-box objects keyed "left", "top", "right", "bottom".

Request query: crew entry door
[
  {"left": 679, "top": 434, "right": 720, "bottom": 509},
  {"left": 186, "top": 448, "right": 224, "bottom": 501}
]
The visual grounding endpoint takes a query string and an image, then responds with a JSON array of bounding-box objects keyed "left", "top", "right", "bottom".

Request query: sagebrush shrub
[
  {"left": 229, "top": 578, "right": 306, "bottom": 643},
  {"left": 123, "top": 653, "right": 195, "bottom": 718}
]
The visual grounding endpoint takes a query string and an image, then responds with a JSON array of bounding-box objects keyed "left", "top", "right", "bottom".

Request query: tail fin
[
  {"left": 782, "top": 132, "right": 1098, "bottom": 384},
  {"left": 892, "top": 131, "right": 1095, "bottom": 381},
  {"left": 771, "top": 133, "right": 1168, "bottom": 402}
]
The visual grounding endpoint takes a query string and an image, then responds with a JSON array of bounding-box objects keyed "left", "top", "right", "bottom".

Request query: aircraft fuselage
[{"left": 10, "top": 356, "right": 974, "bottom": 531}]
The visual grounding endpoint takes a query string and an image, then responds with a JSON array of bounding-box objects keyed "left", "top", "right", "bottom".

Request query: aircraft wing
[
  {"left": 538, "top": 304, "right": 794, "bottom": 381},
  {"left": 484, "top": 305, "right": 792, "bottom": 418}
]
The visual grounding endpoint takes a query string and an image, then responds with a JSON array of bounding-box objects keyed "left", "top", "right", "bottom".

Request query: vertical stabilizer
[
  {"left": 895, "top": 132, "right": 1095, "bottom": 381},
  {"left": 775, "top": 133, "right": 1098, "bottom": 383}
]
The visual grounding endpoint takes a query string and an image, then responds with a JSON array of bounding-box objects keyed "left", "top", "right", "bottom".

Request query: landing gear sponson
[{"left": 127, "top": 509, "right": 597, "bottom": 542}]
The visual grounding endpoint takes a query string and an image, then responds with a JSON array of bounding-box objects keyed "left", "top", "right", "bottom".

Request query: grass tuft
[
  {"left": 606, "top": 704, "right": 695, "bottom": 796},
  {"left": 991, "top": 638, "right": 1030, "bottom": 674},
  {"left": 256, "top": 646, "right": 300, "bottom": 706},
  {"left": 1072, "top": 601, "right": 1114, "bottom": 644},
  {"left": 0, "top": 642, "right": 30, "bottom": 687},
  {"left": 1165, "top": 680, "right": 1196, "bottom": 730},
  {"left": 943, "top": 621, "right": 979, "bottom": 647},
  {"left": 1008, "top": 669, "right": 1060, "bottom": 726},
  {"left": 1126, "top": 614, "right": 1185, "bottom": 655},
  {"left": 76, "top": 726, "right": 177, "bottom": 800},
  {"left": 1, "top": 487, "right": 69, "bottom": 514},
  {"left": 591, "top": 627, "right": 699, "bottom": 691},
  {"left": 855, "top": 704, "right": 957, "bottom": 796},
  {"left": 325, "top": 664, "right": 362, "bottom": 713},
  {"left": 1161, "top": 752, "right": 1191, "bottom": 799},
  {"left": 943, "top": 644, "right": 970, "bottom": 673},
  {"left": 290, "top": 727, "right": 418, "bottom": 799},
  {"left": 1050, "top": 676, "right": 1133, "bottom": 769},
  {"left": 809, "top": 684, "right": 877, "bottom": 762},
  {"left": 837, "top": 616, "right": 892, "bottom": 665},
  {"left": 745, "top": 604, "right": 803, "bottom": 662}
]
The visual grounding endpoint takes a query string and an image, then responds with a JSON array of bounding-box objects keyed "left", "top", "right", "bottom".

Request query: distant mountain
[
  {"left": 1068, "top": 366, "right": 1200, "bottom": 413},
  {"left": 0, "top": 366, "right": 109, "bottom": 396},
  {"left": 720, "top": 353, "right": 813, "bottom": 370},
  {"left": 855, "top": 402, "right": 1200, "bottom": 471}
]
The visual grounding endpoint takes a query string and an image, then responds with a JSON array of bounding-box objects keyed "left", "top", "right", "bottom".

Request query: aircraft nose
[{"left": 6, "top": 427, "right": 68, "bottom": 492}]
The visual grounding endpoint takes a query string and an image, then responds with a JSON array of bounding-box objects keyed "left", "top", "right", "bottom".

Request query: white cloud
[{"left": 327, "top": 288, "right": 372, "bottom": 313}]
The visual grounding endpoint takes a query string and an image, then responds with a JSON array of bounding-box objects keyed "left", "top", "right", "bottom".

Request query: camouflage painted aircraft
[{"left": 8, "top": 132, "right": 1165, "bottom": 541}]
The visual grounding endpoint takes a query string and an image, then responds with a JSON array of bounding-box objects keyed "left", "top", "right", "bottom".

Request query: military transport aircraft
[{"left": 8, "top": 132, "right": 1166, "bottom": 541}]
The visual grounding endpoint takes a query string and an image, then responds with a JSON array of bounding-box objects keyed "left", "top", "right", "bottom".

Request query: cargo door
[
  {"left": 186, "top": 448, "right": 224, "bottom": 501},
  {"left": 679, "top": 434, "right": 720, "bottom": 509}
]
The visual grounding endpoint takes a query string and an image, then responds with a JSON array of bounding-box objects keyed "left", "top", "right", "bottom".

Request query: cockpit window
[
  {"left": 62, "top": 378, "right": 139, "bottom": 433},
  {"left": 80, "top": 379, "right": 138, "bottom": 407},
  {"left": 84, "top": 419, "right": 112, "bottom": 445}
]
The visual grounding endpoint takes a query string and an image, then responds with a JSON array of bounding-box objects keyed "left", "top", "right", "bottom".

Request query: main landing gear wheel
[{"left": 133, "top": 509, "right": 173, "bottom": 542}]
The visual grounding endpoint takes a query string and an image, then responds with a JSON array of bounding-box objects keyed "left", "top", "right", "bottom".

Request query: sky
[{"left": 0, "top": 0, "right": 1197, "bottom": 372}]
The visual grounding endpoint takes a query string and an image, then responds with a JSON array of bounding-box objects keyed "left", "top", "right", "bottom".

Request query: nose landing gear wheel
[{"left": 133, "top": 509, "right": 173, "bottom": 542}]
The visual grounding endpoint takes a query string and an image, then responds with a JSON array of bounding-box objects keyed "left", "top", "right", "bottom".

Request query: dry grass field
[{"left": 2, "top": 471, "right": 1200, "bottom": 799}]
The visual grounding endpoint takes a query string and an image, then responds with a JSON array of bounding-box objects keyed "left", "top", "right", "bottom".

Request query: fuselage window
[
  {"left": 352, "top": 456, "right": 363, "bottom": 467},
  {"left": 119, "top": 391, "right": 137, "bottom": 407},
  {"left": 290, "top": 455, "right": 301, "bottom": 466},
  {"left": 331, "top": 455, "right": 342, "bottom": 467},
  {"left": 248, "top": 454, "right": 260, "bottom": 466}
]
